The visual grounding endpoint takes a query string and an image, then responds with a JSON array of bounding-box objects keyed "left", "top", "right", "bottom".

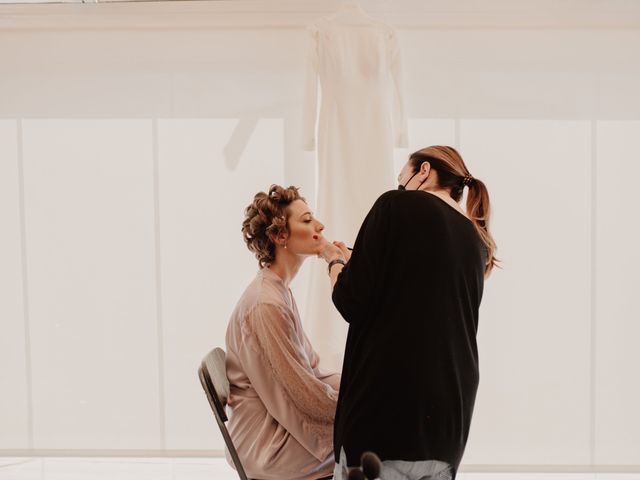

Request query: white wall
[{"left": 1, "top": 0, "right": 639, "bottom": 469}]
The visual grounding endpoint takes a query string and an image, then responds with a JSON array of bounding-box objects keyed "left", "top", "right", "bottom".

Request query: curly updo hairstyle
[{"left": 242, "top": 184, "right": 305, "bottom": 268}]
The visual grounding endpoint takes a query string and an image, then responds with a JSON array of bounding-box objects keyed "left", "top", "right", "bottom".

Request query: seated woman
[{"left": 224, "top": 184, "right": 340, "bottom": 480}]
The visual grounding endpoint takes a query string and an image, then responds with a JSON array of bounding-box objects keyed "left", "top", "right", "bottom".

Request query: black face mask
[{"left": 398, "top": 171, "right": 428, "bottom": 191}]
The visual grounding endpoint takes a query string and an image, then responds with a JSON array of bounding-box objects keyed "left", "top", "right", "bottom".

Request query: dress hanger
[{"left": 330, "top": 0, "right": 374, "bottom": 25}]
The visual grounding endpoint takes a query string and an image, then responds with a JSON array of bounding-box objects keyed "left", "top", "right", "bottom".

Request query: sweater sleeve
[
  {"left": 239, "top": 302, "right": 337, "bottom": 461},
  {"left": 332, "top": 192, "right": 392, "bottom": 325}
]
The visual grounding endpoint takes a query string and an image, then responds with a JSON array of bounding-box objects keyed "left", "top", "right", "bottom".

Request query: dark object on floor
[
  {"left": 361, "top": 452, "right": 381, "bottom": 479},
  {"left": 347, "top": 468, "right": 366, "bottom": 480}
]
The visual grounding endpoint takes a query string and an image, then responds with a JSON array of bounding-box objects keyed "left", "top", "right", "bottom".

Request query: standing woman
[
  {"left": 320, "top": 146, "right": 498, "bottom": 480},
  {"left": 225, "top": 185, "right": 339, "bottom": 480}
]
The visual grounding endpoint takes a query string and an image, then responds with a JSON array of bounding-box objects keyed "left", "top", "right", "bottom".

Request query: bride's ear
[{"left": 275, "top": 231, "right": 289, "bottom": 247}]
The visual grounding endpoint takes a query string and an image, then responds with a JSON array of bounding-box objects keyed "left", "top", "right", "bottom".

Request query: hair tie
[{"left": 462, "top": 174, "right": 475, "bottom": 187}]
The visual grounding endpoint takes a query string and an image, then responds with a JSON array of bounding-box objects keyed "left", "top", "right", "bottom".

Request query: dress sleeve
[
  {"left": 301, "top": 25, "right": 320, "bottom": 151},
  {"left": 389, "top": 29, "right": 408, "bottom": 148},
  {"left": 332, "top": 193, "right": 392, "bottom": 325},
  {"left": 239, "top": 302, "right": 337, "bottom": 460}
]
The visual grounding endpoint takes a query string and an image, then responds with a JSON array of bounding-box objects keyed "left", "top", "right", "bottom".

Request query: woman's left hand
[
  {"left": 332, "top": 241, "right": 352, "bottom": 262},
  {"left": 318, "top": 240, "right": 345, "bottom": 263}
]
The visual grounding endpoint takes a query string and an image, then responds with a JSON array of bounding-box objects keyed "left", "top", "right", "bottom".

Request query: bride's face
[{"left": 282, "top": 199, "right": 326, "bottom": 256}]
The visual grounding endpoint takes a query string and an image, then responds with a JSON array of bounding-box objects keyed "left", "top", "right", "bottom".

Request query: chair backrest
[{"left": 198, "top": 347, "right": 249, "bottom": 480}]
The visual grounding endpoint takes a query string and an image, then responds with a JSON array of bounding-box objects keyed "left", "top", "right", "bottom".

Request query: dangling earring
[{"left": 284, "top": 243, "right": 288, "bottom": 249}]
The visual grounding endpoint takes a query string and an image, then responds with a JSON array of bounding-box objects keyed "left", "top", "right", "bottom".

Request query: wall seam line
[
  {"left": 152, "top": 118, "right": 167, "bottom": 451},
  {"left": 590, "top": 119, "right": 598, "bottom": 467},
  {"left": 17, "top": 118, "right": 35, "bottom": 451}
]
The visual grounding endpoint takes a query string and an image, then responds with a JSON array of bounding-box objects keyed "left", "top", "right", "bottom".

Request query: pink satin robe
[{"left": 225, "top": 267, "right": 340, "bottom": 480}]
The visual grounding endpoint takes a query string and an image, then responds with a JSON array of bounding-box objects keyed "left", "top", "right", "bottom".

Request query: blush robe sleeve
[
  {"left": 303, "top": 329, "right": 341, "bottom": 391},
  {"left": 238, "top": 302, "right": 338, "bottom": 461}
]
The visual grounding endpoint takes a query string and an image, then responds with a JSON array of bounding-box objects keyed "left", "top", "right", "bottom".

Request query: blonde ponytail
[
  {"left": 408, "top": 146, "right": 499, "bottom": 277},
  {"left": 465, "top": 177, "right": 498, "bottom": 276}
]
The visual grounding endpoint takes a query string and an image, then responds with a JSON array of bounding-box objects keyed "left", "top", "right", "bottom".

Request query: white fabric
[
  {"left": 301, "top": 7, "right": 408, "bottom": 370},
  {"left": 333, "top": 447, "right": 452, "bottom": 480}
]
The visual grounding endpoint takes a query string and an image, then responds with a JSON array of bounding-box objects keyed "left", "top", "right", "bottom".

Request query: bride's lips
[{"left": 313, "top": 235, "right": 319, "bottom": 240}]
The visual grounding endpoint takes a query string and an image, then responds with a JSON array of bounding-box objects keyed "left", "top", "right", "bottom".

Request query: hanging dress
[{"left": 301, "top": 8, "right": 408, "bottom": 369}]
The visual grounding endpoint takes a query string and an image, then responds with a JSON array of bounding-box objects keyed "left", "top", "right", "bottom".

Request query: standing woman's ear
[{"left": 420, "top": 161, "right": 431, "bottom": 177}]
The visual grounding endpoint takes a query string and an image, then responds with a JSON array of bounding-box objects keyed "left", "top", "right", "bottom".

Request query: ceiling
[{"left": 1, "top": 0, "right": 639, "bottom": 29}]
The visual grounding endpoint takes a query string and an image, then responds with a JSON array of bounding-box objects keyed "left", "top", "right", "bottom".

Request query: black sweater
[{"left": 332, "top": 189, "right": 487, "bottom": 478}]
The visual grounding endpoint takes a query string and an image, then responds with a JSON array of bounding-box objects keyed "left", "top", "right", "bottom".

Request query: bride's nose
[{"left": 317, "top": 222, "right": 325, "bottom": 232}]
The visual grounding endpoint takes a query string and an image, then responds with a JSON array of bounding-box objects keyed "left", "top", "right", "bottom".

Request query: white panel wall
[
  {"left": 158, "top": 119, "right": 284, "bottom": 450},
  {"left": 461, "top": 121, "right": 592, "bottom": 465},
  {"left": 0, "top": 121, "right": 30, "bottom": 449},
  {"left": 394, "top": 119, "right": 457, "bottom": 173},
  {"left": 0, "top": 2, "right": 639, "bottom": 466},
  {"left": 22, "top": 120, "right": 161, "bottom": 449},
  {"left": 401, "top": 30, "right": 640, "bottom": 119},
  {"left": 594, "top": 121, "right": 640, "bottom": 464}
]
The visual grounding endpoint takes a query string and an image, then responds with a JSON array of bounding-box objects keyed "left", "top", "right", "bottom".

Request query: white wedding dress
[{"left": 301, "top": 4, "right": 408, "bottom": 370}]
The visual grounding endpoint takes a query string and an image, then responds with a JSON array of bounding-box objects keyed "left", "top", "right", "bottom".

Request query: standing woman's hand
[
  {"left": 318, "top": 239, "right": 348, "bottom": 290},
  {"left": 318, "top": 239, "right": 345, "bottom": 263},
  {"left": 332, "top": 241, "right": 351, "bottom": 262}
]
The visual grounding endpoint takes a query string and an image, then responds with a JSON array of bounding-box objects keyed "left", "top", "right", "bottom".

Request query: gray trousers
[{"left": 332, "top": 447, "right": 453, "bottom": 480}]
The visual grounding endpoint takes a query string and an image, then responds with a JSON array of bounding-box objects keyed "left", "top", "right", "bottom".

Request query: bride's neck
[{"left": 268, "top": 251, "right": 303, "bottom": 287}]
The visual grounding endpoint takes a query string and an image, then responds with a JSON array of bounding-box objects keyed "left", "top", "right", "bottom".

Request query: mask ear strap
[
  {"left": 401, "top": 171, "right": 419, "bottom": 190},
  {"left": 414, "top": 162, "right": 431, "bottom": 190},
  {"left": 415, "top": 176, "right": 428, "bottom": 191}
]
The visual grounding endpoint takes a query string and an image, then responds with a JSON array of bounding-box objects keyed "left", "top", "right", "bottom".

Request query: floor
[{"left": 1, "top": 457, "right": 639, "bottom": 480}]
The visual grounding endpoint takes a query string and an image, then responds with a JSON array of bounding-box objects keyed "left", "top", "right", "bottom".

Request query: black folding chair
[
  {"left": 198, "top": 347, "right": 333, "bottom": 480},
  {"left": 198, "top": 347, "right": 249, "bottom": 480}
]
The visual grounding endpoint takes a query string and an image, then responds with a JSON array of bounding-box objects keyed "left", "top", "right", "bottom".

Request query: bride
[{"left": 224, "top": 184, "right": 340, "bottom": 480}]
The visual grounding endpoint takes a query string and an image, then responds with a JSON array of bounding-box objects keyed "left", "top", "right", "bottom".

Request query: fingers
[
  {"left": 318, "top": 242, "right": 341, "bottom": 262},
  {"left": 333, "top": 241, "right": 349, "bottom": 255}
]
